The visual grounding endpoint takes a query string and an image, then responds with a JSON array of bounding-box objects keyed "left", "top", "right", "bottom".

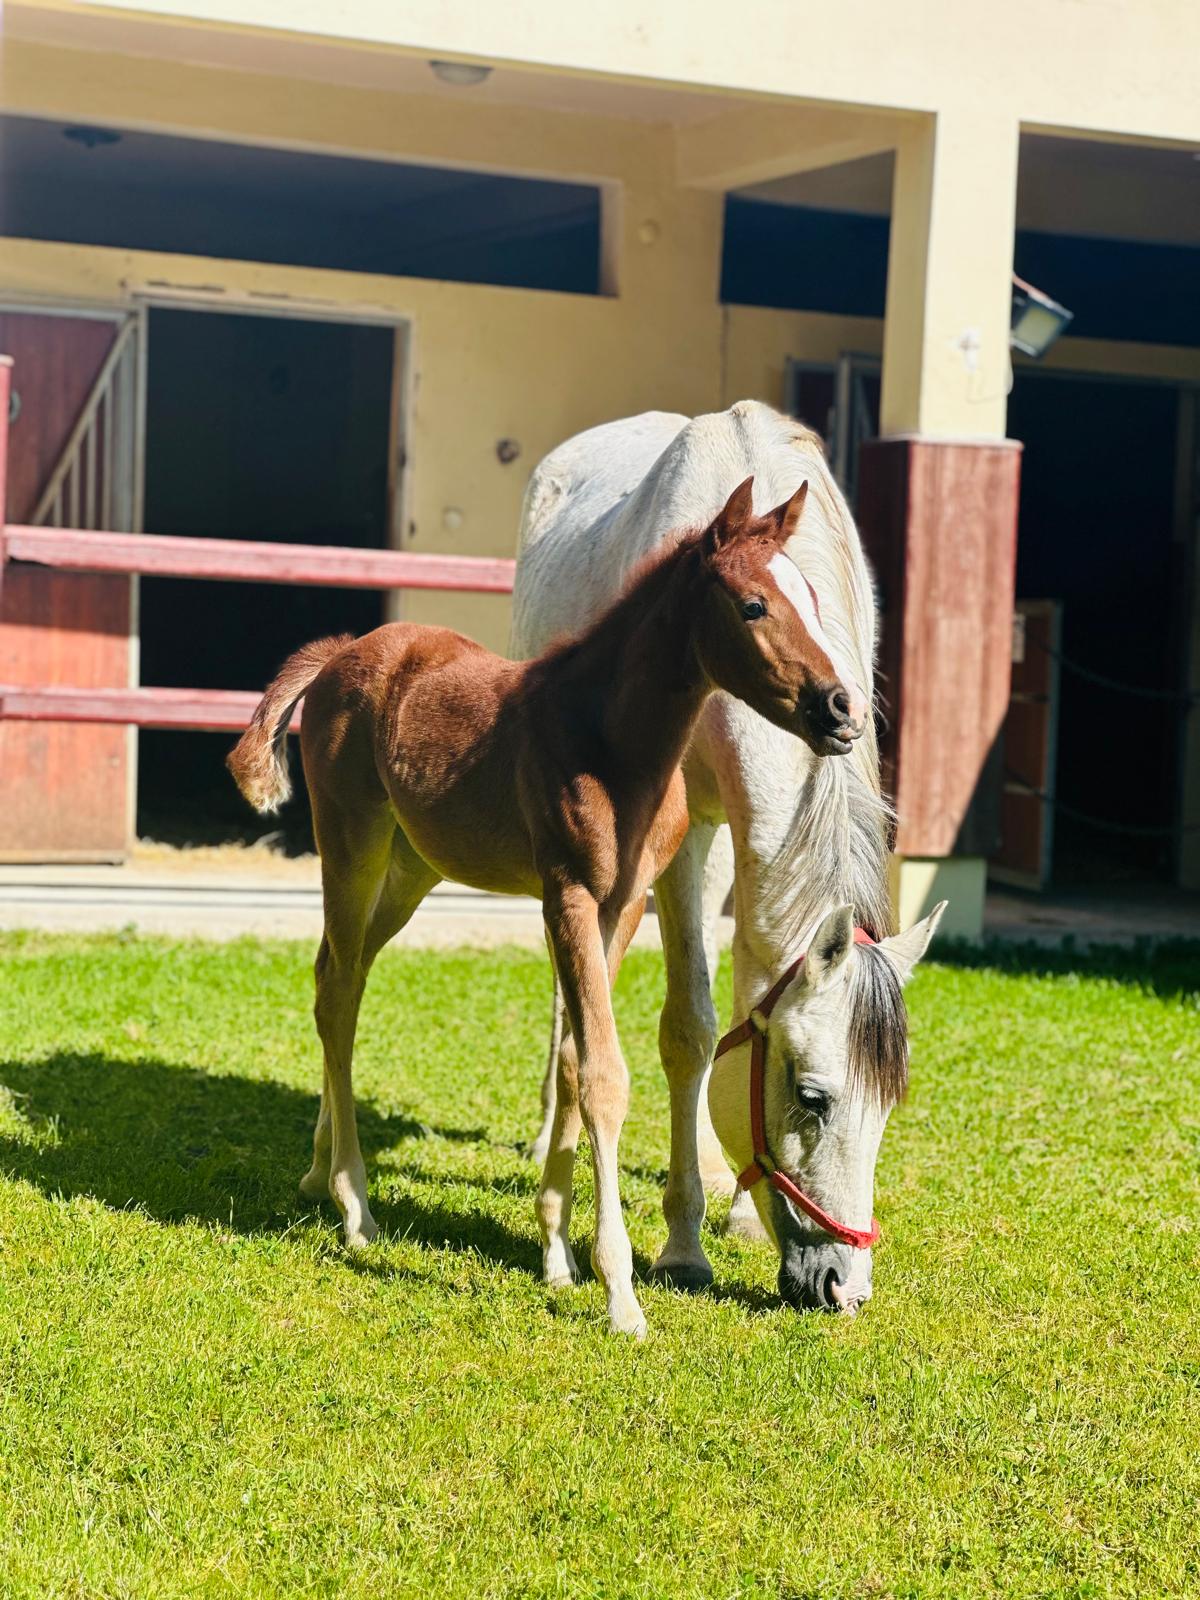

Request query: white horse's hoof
[
  {"left": 648, "top": 1258, "right": 714, "bottom": 1294},
  {"left": 343, "top": 1217, "right": 378, "bottom": 1251},
  {"left": 725, "top": 1192, "right": 769, "bottom": 1242},
  {"left": 609, "top": 1309, "right": 648, "bottom": 1339},
  {"left": 542, "top": 1240, "right": 579, "bottom": 1288}
]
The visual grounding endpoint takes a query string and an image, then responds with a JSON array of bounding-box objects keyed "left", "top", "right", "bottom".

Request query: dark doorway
[
  {"left": 1007, "top": 374, "right": 1184, "bottom": 884},
  {"left": 137, "top": 307, "right": 397, "bottom": 849}
]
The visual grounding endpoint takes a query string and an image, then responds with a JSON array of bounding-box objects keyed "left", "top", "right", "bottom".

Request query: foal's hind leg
[
  {"left": 300, "top": 826, "right": 439, "bottom": 1209},
  {"left": 309, "top": 797, "right": 436, "bottom": 1249}
]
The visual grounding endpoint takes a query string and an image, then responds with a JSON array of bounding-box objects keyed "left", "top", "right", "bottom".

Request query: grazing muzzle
[
  {"left": 778, "top": 1236, "right": 872, "bottom": 1312},
  {"left": 711, "top": 926, "right": 881, "bottom": 1305}
]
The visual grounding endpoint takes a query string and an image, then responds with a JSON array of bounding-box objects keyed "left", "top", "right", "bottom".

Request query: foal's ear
[
  {"left": 803, "top": 904, "right": 856, "bottom": 991},
  {"left": 766, "top": 481, "right": 808, "bottom": 546},
  {"left": 704, "top": 476, "right": 756, "bottom": 555},
  {"left": 879, "top": 900, "right": 948, "bottom": 984}
]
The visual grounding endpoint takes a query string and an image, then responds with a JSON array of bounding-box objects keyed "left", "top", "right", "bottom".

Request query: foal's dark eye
[{"left": 740, "top": 599, "right": 767, "bottom": 622}]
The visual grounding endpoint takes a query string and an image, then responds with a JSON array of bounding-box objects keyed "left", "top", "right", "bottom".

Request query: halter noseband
[{"left": 713, "top": 926, "right": 881, "bottom": 1252}]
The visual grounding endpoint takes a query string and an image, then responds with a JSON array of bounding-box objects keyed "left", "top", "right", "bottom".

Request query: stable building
[{"left": 1, "top": 0, "right": 1198, "bottom": 937}]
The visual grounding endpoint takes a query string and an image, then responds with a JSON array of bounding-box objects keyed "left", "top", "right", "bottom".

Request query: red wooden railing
[{"left": 0, "top": 355, "right": 515, "bottom": 732}]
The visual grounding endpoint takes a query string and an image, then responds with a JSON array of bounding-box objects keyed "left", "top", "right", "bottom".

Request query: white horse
[{"left": 512, "top": 402, "right": 943, "bottom": 1311}]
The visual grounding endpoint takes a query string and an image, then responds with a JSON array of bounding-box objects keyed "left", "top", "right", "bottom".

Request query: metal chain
[
  {"left": 1023, "top": 633, "right": 1200, "bottom": 707},
  {"left": 1005, "top": 770, "right": 1200, "bottom": 838}
]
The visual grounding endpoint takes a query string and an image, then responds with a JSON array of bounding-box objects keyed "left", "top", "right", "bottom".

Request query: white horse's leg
[
  {"left": 536, "top": 1022, "right": 582, "bottom": 1289},
  {"left": 695, "top": 821, "right": 737, "bottom": 1200},
  {"left": 647, "top": 822, "right": 729, "bottom": 1290},
  {"left": 529, "top": 950, "right": 564, "bottom": 1167}
]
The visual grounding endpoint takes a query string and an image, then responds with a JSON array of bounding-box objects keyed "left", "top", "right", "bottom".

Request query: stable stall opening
[
  {"left": 137, "top": 306, "right": 398, "bottom": 849},
  {"left": 1007, "top": 373, "right": 1186, "bottom": 885}
]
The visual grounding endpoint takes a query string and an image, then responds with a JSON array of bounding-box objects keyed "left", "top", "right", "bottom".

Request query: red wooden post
[{"left": 856, "top": 436, "right": 1023, "bottom": 859}]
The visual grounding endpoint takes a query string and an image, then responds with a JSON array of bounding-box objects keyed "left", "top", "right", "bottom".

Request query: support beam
[
  {"left": 676, "top": 102, "right": 904, "bottom": 191},
  {"left": 881, "top": 110, "right": 1020, "bottom": 439},
  {"left": 865, "top": 109, "right": 1022, "bottom": 939}
]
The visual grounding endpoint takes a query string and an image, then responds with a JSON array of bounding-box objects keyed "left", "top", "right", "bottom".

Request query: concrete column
[
  {"left": 867, "top": 109, "right": 1022, "bottom": 940},
  {"left": 881, "top": 110, "right": 1020, "bottom": 440}
]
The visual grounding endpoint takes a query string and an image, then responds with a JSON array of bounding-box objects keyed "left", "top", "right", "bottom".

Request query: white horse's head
[{"left": 708, "top": 900, "right": 946, "bottom": 1311}]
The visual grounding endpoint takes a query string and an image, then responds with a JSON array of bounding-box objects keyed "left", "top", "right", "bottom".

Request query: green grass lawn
[{"left": 1, "top": 930, "right": 1199, "bottom": 1599}]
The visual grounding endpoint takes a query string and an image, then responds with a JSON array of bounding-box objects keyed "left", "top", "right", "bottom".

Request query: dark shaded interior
[
  {"left": 722, "top": 197, "right": 1200, "bottom": 346},
  {"left": 137, "top": 307, "right": 395, "bottom": 848},
  {"left": 0, "top": 114, "right": 602, "bottom": 296},
  {"left": 1006, "top": 374, "right": 1183, "bottom": 882}
]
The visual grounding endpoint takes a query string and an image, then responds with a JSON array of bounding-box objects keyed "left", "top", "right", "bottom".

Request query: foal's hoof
[
  {"left": 298, "top": 1169, "right": 330, "bottom": 1201},
  {"left": 648, "top": 1260, "right": 714, "bottom": 1295}
]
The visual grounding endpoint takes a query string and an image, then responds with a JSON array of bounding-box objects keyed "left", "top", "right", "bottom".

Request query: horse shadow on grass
[
  {"left": 0, "top": 1050, "right": 541, "bottom": 1277},
  {"left": 933, "top": 934, "right": 1200, "bottom": 998},
  {"left": 0, "top": 1050, "right": 782, "bottom": 1311}
]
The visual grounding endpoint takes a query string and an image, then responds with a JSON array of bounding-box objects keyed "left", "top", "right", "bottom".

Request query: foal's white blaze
[{"left": 767, "top": 553, "right": 868, "bottom": 724}]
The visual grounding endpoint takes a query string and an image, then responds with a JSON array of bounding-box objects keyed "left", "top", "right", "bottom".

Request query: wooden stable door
[
  {"left": 0, "top": 310, "right": 138, "bottom": 860},
  {"left": 990, "top": 600, "right": 1062, "bottom": 890}
]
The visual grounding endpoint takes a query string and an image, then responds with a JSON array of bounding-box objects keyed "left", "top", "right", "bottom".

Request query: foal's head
[{"left": 692, "top": 477, "right": 868, "bottom": 756}]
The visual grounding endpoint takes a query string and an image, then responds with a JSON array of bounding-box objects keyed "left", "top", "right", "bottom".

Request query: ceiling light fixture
[
  {"left": 63, "top": 125, "right": 122, "bottom": 150},
  {"left": 429, "top": 60, "right": 493, "bottom": 87}
]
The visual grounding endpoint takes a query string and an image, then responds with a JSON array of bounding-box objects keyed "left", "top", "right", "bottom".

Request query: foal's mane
[{"left": 530, "top": 527, "right": 710, "bottom": 684}]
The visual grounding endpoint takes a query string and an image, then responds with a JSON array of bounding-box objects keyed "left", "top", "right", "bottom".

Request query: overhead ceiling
[
  {"left": 5, "top": 2, "right": 734, "bottom": 125},
  {"left": 9, "top": 4, "right": 1199, "bottom": 247},
  {"left": 740, "top": 137, "right": 1200, "bottom": 248}
]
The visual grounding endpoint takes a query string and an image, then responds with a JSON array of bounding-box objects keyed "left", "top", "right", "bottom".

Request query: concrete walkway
[
  {"left": 1, "top": 851, "right": 1196, "bottom": 947},
  {"left": 0, "top": 853, "right": 715, "bottom": 948}
]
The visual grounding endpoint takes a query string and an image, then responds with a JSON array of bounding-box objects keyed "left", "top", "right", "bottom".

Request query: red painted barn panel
[
  {"left": 857, "top": 437, "right": 1022, "bottom": 859},
  {"left": 0, "top": 313, "right": 131, "bottom": 861}
]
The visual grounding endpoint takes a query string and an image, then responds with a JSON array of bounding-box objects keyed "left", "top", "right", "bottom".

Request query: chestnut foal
[{"left": 228, "top": 477, "right": 864, "bottom": 1335}]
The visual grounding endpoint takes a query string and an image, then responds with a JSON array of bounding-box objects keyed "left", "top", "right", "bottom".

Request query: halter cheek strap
[{"left": 713, "top": 926, "right": 881, "bottom": 1252}]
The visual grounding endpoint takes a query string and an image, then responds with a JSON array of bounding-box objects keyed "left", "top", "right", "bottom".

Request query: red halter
[{"left": 713, "top": 926, "right": 881, "bottom": 1251}]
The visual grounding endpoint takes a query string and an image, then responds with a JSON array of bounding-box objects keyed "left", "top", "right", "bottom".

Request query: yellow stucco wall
[{"left": 0, "top": 236, "right": 725, "bottom": 653}]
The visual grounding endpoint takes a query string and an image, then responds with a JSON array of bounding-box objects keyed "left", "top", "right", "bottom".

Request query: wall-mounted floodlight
[
  {"left": 429, "top": 60, "right": 493, "bottom": 87},
  {"left": 1010, "top": 274, "right": 1073, "bottom": 357}
]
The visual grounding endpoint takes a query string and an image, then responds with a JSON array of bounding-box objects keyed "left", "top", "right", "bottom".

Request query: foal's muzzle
[
  {"left": 778, "top": 1238, "right": 872, "bottom": 1313},
  {"left": 804, "top": 681, "right": 866, "bottom": 757}
]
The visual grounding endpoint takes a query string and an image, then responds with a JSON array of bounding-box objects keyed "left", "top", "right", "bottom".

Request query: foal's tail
[{"left": 227, "top": 635, "right": 352, "bottom": 813}]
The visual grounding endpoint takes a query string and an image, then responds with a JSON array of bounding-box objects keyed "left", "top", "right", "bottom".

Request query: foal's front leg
[{"left": 541, "top": 882, "right": 645, "bottom": 1337}]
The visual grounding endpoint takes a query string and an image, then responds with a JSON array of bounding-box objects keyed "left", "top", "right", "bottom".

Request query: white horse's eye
[{"left": 796, "top": 1085, "right": 831, "bottom": 1118}]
